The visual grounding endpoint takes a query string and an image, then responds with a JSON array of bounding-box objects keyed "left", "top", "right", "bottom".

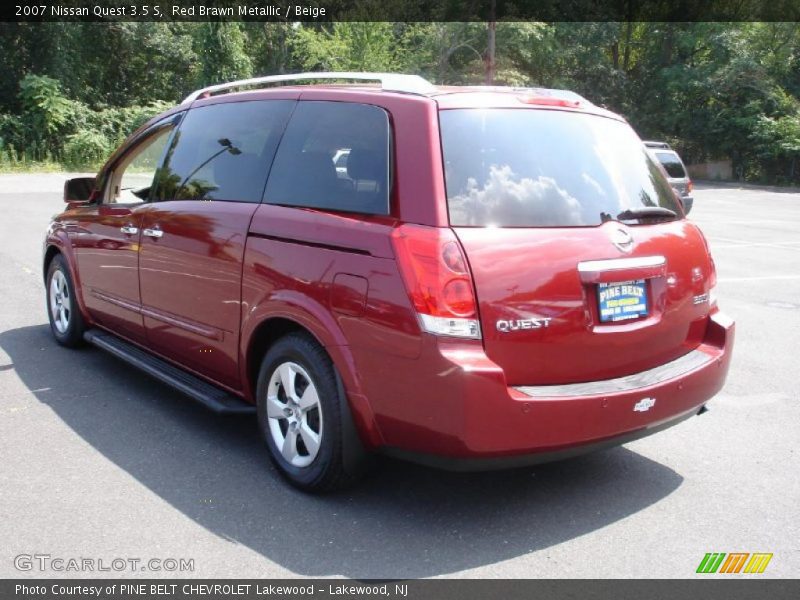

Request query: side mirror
[{"left": 64, "top": 177, "right": 96, "bottom": 203}]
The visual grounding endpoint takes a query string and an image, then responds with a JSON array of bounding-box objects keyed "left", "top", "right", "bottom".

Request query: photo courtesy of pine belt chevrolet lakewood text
[{"left": 44, "top": 72, "right": 734, "bottom": 492}]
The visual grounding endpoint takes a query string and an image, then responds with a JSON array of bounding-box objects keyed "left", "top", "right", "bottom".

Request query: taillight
[
  {"left": 708, "top": 256, "right": 718, "bottom": 307},
  {"left": 390, "top": 224, "right": 481, "bottom": 339},
  {"left": 687, "top": 179, "right": 694, "bottom": 194},
  {"left": 698, "top": 229, "right": 718, "bottom": 308}
]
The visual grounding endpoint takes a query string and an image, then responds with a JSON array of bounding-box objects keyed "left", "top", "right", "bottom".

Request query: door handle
[
  {"left": 142, "top": 227, "right": 163, "bottom": 239},
  {"left": 120, "top": 225, "right": 138, "bottom": 235}
]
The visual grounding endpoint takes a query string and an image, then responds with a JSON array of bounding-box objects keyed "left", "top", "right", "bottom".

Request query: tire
[
  {"left": 256, "top": 332, "right": 369, "bottom": 492},
  {"left": 45, "top": 254, "right": 86, "bottom": 347}
]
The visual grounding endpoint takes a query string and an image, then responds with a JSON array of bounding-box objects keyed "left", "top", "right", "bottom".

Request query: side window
[
  {"left": 153, "top": 100, "right": 294, "bottom": 203},
  {"left": 264, "top": 101, "right": 391, "bottom": 215},
  {"left": 106, "top": 125, "right": 173, "bottom": 204}
]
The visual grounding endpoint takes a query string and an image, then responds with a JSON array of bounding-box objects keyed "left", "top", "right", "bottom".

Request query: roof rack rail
[{"left": 183, "top": 72, "right": 436, "bottom": 103}]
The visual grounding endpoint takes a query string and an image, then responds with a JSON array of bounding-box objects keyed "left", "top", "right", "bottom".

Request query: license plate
[{"left": 597, "top": 279, "right": 648, "bottom": 323}]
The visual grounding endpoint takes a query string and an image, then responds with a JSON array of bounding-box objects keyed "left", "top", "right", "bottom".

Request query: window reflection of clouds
[
  {"left": 441, "top": 109, "right": 681, "bottom": 227},
  {"left": 448, "top": 165, "right": 584, "bottom": 227},
  {"left": 581, "top": 172, "right": 606, "bottom": 197}
]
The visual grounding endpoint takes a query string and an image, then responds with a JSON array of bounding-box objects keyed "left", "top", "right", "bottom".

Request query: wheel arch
[
  {"left": 245, "top": 317, "right": 307, "bottom": 400},
  {"left": 42, "top": 238, "right": 92, "bottom": 326},
  {"left": 241, "top": 313, "right": 382, "bottom": 450},
  {"left": 43, "top": 244, "right": 62, "bottom": 283}
]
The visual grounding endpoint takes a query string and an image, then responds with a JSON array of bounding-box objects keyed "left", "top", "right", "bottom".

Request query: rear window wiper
[{"left": 616, "top": 206, "right": 678, "bottom": 221}]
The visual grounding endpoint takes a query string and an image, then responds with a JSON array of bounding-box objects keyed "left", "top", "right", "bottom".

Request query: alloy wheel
[
  {"left": 49, "top": 269, "right": 71, "bottom": 334},
  {"left": 265, "top": 361, "right": 323, "bottom": 468}
]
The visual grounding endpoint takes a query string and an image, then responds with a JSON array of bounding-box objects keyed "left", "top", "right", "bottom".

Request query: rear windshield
[
  {"left": 440, "top": 109, "right": 681, "bottom": 227},
  {"left": 655, "top": 151, "right": 687, "bottom": 178}
]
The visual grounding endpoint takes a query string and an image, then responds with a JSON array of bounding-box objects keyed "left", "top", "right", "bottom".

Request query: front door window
[{"left": 107, "top": 127, "right": 173, "bottom": 204}]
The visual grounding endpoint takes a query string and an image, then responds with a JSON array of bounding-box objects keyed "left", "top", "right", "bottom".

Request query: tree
[
  {"left": 195, "top": 22, "right": 253, "bottom": 87},
  {"left": 290, "top": 23, "right": 399, "bottom": 73},
  {"left": 18, "top": 74, "right": 72, "bottom": 156},
  {"left": 1, "top": 21, "right": 799, "bottom": 182}
]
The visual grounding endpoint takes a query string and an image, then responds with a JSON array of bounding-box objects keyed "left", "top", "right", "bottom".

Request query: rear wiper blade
[{"left": 616, "top": 206, "right": 678, "bottom": 221}]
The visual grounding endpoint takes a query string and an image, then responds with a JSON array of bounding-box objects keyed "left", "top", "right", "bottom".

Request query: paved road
[{"left": 0, "top": 175, "right": 797, "bottom": 579}]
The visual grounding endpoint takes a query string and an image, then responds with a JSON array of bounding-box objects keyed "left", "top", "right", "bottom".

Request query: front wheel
[
  {"left": 46, "top": 254, "right": 86, "bottom": 347},
  {"left": 256, "top": 332, "right": 369, "bottom": 492}
]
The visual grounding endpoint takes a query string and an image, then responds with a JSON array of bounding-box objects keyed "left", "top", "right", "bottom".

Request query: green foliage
[
  {"left": 195, "top": 23, "right": 253, "bottom": 87},
  {"left": 751, "top": 112, "right": 800, "bottom": 182},
  {"left": 290, "top": 23, "right": 401, "bottom": 72},
  {"left": 62, "top": 130, "right": 112, "bottom": 169},
  {"left": 19, "top": 74, "right": 73, "bottom": 142},
  {"left": 1, "top": 76, "right": 171, "bottom": 170},
  {"left": 0, "top": 21, "right": 798, "bottom": 182},
  {"left": 754, "top": 114, "right": 800, "bottom": 156},
  {"left": 0, "top": 112, "right": 25, "bottom": 149},
  {"left": 395, "top": 23, "right": 487, "bottom": 83}
]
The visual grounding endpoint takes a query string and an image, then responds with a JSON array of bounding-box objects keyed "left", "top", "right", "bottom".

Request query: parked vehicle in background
[
  {"left": 44, "top": 73, "right": 733, "bottom": 492},
  {"left": 644, "top": 141, "right": 694, "bottom": 214}
]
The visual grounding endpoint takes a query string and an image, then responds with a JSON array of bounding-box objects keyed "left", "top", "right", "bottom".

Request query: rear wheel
[
  {"left": 256, "top": 332, "right": 368, "bottom": 492},
  {"left": 46, "top": 254, "right": 86, "bottom": 347}
]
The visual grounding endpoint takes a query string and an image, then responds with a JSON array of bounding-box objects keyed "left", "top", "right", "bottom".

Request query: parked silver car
[{"left": 644, "top": 141, "right": 694, "bottom": 214}]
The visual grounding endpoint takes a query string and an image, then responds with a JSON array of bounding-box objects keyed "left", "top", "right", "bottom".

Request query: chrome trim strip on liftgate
[
  {"left": 514, "top": 349, "right": 712, "bottom": 398},
  {"left": 577, "top": 255, "right": 666, "bottom": 273}
]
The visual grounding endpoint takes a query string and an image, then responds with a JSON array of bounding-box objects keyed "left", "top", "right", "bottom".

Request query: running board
[{"left": 83, "top": 329, "right": 255, "bottom": 415}]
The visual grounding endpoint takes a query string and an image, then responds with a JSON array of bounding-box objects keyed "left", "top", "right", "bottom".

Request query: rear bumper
[
  {"left": 373, "top": 310, "right": 734, "bottom": 467},
  {"left": 383, "top": 405, "right": 701, "bottom": 471}
]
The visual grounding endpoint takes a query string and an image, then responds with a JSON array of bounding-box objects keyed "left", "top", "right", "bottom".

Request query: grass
[
  {"left": 0, "top": 160, "right": 66, "bottom": 173},
  {"left": 0, "top": 145, "right": 104, "bottom": 173},
  {"left": 0, "top": 157, "right": 102, "bottom": 174}
]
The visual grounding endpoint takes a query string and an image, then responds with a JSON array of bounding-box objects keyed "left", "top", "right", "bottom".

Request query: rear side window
[
  {"left": 440, "top": 109, "right": 681, "bottom": 227},
  {"left": 153, "top": 100, "right": 294, "bottom": 203},
  {"left": 264, "top": 101, "right": 390, "bottom": 215},
  {"left": 655, "top": 151, "right": 687, "bottom": 178}
]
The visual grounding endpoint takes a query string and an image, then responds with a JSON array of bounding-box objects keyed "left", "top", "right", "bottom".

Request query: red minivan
[{"left": 44, "top": 73, "right": 734, "bottom": 491}]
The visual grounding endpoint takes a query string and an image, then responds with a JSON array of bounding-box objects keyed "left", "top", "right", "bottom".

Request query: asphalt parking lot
[{"left": 0, "top": 174, "right": 798, "bottom": 579}]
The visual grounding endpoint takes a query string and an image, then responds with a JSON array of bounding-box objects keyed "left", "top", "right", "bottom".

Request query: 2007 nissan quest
[{"left": 44, "top": 72, "right": 734, "bottom": 491}]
